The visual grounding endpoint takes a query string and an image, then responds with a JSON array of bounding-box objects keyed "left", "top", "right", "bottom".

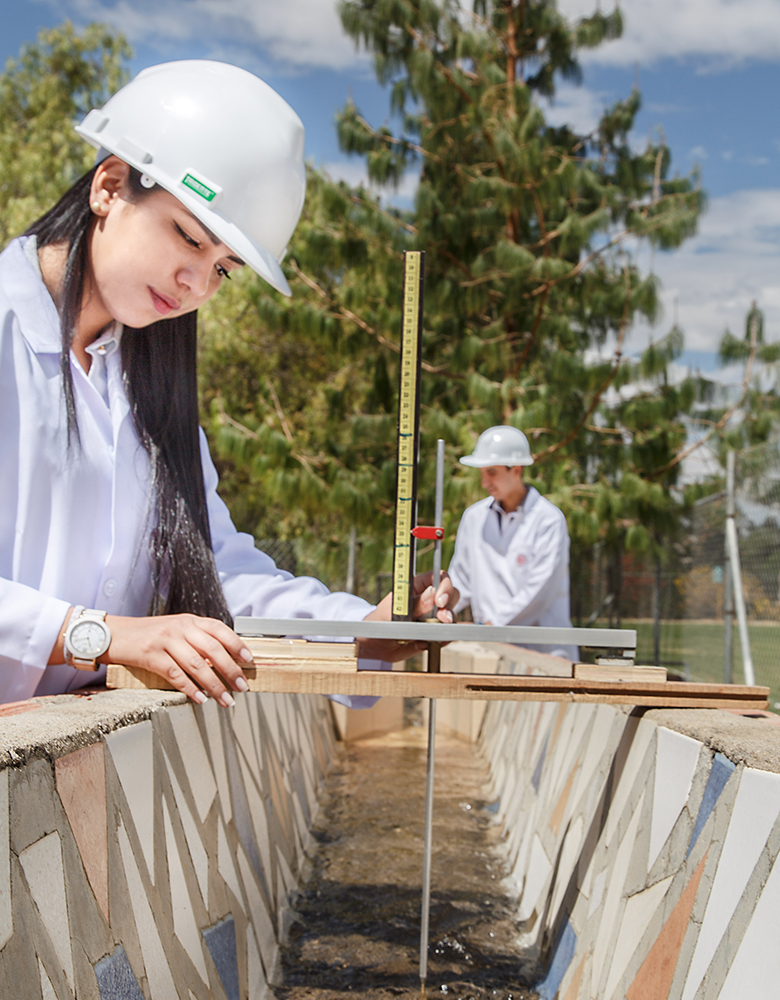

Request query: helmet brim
[{"left": 459, "top": 456, "right": 535, "bottom": 468}]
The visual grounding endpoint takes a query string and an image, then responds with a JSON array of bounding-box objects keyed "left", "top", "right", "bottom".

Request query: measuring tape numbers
[{"left": 392, "top": 251, "right": 425, "bottom": 620}]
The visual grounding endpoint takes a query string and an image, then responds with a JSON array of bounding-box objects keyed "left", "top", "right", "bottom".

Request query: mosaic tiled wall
[
  {"left": 0, "top": 692, "right": 336, "bottom": 1000},
  {"left": 480, "top": 698, "right": 780, "bottom": 1000}
]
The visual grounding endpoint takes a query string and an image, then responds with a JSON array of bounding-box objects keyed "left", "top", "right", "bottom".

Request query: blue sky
[{"left": 5, "top": 0, "right": 780, "bottom": 380}]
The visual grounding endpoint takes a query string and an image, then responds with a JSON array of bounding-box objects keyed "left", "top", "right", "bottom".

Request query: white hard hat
[
  {"left": 76, "top": 60, "right": 306, "bottom": 296},
  {"left": 460, "top": 425, "right": 534, "bottom": 468}
]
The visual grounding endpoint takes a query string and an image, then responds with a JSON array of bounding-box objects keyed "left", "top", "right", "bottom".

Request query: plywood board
[
  {"left": 574, "top": 663, "right": 668, "bottom": 683},
  {"left": 105, "top": 663, "right": 768, "bottom": 710}
]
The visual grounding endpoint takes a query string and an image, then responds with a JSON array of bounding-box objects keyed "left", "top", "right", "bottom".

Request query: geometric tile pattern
[
  {"left": 19, "top": 831, "right": 75, "bottom": 991},
  {"left": 687, "top": 752, "right": 736, "bottom": 858},
  {"left": 203, "top": 915, "right": 240, "bottom": 1000},
  {"left": 94, "top": 945, "right": 145, "bottom": 1000},
  {"left": 54, "top": 743, "right": 109, "bottom": 922},
  {"left": 3, "top": 673, "right": 779, "bottom": 1000},
  {"left": 480, "top": 695, "right": 780, "bottom": 1000},
  {"left": 0, "top": 691, "right": 336, "bottom": 999}
]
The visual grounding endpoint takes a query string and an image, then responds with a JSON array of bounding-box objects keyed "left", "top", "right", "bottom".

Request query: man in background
[{"left": 448, "top": 425, "right": 578, "bottom": 661}]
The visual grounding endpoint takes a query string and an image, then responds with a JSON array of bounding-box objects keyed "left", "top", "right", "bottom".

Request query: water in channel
[{"left": 278, "top": 717, "right": 538, "bottom": 1000}]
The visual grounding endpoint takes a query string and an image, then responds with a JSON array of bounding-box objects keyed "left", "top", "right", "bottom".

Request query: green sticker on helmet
[{"left": 182, "top": 173, "right": 216, "bottom": 202}]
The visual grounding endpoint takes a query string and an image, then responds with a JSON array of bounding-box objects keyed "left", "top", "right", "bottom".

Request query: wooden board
[
  {"left": 243, "top": 638, "right": 358, "bottom": 667},
  {"left": 105, "top": 662, "right": 769, "bottom": 710},
  {"left": 106, "top": 640, "right": 358, "bottom": 692},
  {"left": 574, "top": 663, "right": 668, "bottom": 683}
]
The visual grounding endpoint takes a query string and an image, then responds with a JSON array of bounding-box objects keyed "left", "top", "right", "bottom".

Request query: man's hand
[{"left": 357, "top": 571, "right": 459, "bottom": 662}]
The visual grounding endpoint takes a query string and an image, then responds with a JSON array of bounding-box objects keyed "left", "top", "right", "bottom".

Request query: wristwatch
[{"left": 64, "top": 606, "right": 111, "bottom": 670}]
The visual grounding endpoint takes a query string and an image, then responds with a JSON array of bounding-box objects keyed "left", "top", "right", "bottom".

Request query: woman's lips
[{"left": 149, "top": 287, "right": 180, "bottom": 314}]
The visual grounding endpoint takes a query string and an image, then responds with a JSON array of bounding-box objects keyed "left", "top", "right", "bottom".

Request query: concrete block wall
[
  {"left": 0, "top": 688, "right": 337, "bottom": 1000},
  {"left": 480, "top": 695, "right": 780, "bottom": 1000}
]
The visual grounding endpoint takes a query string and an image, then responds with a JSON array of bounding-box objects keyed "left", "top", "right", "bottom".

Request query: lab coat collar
[
  {"left": 85, "top": 322, "right": 123, "bottom": 359},
  {"left": 0, "top": 238, "right": 62, "bottom": 354},
  {"left": 490, "top": 485, "right": 540, "bottom": 518}
]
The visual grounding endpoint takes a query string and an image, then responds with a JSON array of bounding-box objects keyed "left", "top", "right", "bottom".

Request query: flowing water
[{"left": 278, "top": 719, "right": 538, "bottom": 1000}]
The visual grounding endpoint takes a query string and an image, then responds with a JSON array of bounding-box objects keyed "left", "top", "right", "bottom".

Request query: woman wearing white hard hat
[{"left": 0, "top": 60, "right": 455, "bottom": 706}]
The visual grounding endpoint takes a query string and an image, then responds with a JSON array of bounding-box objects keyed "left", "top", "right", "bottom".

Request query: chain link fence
[{"left": 571, "top": 440, "right": 780, "bottom": 705}]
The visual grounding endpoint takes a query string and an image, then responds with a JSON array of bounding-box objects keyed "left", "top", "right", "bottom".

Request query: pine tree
[
  {"left": 201, "top": 0, "right": 705, "bottom": 598},
  {"left": 0, "top": 22, "right": 130, "bottom": 248}
]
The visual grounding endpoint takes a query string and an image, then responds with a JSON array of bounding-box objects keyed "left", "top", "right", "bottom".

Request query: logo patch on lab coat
[{"left": 516, "top": 554, "right": 527, "bottom": 566}]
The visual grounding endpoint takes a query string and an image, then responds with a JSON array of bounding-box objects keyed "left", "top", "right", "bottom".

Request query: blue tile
[
  {"left": 203, "top": 915, "right": 239, "bottom": 1000},
  {"left": 687, "top": 752, "right": 736, "bottom": 857},
  {"left": 94, "top": 945, "right": 145, "bottom": 1000},
  {"left": 532, "top": 736, "right": 549, "bottom": 793},
  {"left": 536, "top": 918, "right": 577, "bottom": 1000}
]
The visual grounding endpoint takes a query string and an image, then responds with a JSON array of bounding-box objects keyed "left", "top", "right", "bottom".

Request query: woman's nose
[{"left": 177, "top": 262, "right": 212, "bottom": 298}]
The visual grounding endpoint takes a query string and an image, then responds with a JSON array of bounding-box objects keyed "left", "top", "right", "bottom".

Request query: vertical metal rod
[
  {"left": 420, "top": 439, "right": 445, "bottom": 997},
  {"left": 724, "top": 451, "right": 734, "bottom": 683},
  {"left": 419, "top": 698, "right": 437, "bottom": 996},
  {"left": 346, "top": 526, "right": 357, "bottom": 594},
  {"left": 432, "top": 438, "right": 445, "bottom": 587}
]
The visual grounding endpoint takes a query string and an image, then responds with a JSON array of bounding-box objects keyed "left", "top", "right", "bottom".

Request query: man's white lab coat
[
  {"left": 448, "top": 487, "right": 578, "bottom": 661},
  {"left": 0, "top": 237, "right": 380, "bottom": 704}
]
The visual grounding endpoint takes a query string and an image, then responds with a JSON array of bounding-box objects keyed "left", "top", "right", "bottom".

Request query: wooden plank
[
  {"left": 243, "top": 638, "right": 358, "bottom": 668},
  {"left": 106, "top": 642, "right": 358, "bottom": 693},
  {"left": 106, "top": 663, "right": 769, "bottom": 709},
  {"left": 574, "top": 663, "right": 668, "bottom": 683}
]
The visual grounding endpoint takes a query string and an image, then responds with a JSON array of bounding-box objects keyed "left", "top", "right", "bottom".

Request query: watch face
[{"left": 70, "top": 620, "right": 108, "bottom": 656}]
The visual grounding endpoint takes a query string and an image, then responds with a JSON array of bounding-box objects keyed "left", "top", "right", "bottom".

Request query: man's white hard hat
[
  {"left": 76, "top": 60, "right": 306, "bottom": 296},
  {"left": 460, "top": 425, "right": 534, "bottom": 468}
]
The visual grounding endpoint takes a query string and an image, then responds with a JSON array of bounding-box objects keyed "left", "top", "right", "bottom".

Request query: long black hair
[{"left": 25, "top": 166, "right": 233, "bottom": 624}]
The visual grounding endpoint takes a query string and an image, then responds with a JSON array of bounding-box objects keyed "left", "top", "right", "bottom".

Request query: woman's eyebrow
[{"left": 183, "top": 208, "right": 246, "bottom": 266}]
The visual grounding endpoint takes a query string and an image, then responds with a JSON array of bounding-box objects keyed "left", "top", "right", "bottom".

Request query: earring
[{"left": 92, "top": 201, "right": 101, "bottom": 213}]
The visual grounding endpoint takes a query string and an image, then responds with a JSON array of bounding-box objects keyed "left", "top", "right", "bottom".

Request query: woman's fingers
[{"left": 103, "top": 613, "right": 252, "bottom": 706}]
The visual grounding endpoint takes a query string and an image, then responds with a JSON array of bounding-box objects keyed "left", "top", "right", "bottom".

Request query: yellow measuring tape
[{"left": 392, "top": 251, "right": 425, "bottom": 620}]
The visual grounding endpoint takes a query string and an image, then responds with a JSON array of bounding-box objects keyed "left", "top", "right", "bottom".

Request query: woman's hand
[
  {"left": 357, "top": 571, "right": 459, "bottom": 662},
  {"left": 101, "top": 614, "right": 252, "bottom": 706}
]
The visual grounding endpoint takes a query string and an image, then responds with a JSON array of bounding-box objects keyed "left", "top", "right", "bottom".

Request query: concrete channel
[{"left": 1, "top": 642, "right": 780, "bottom": 999}]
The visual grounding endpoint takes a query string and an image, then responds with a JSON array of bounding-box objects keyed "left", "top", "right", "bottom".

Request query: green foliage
[
  {"left": 200, "top": 0, "right": 708, "bottom": 593},
  {"left": 0, "top": 22, "right": 131, "bottom": 247}
]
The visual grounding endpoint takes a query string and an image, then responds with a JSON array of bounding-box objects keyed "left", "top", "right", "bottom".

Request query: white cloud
[
  {"left": 45, "top": 0, "right": 370, "bottom": 72},
  {"left": 322, "top": 160, "right": 420, "bottom": 207},
  {"left": 542, "top": 82, "right": 607, "bottom": 134},
  {"left": 558, "top": 0, "right": 780, "bottom": 67},
  {"left": 628, "top": 188, "right": 780, "bottom": 356}
]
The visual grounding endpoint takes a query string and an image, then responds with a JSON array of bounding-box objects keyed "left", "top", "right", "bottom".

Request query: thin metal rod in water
[
  {"left": 419, "top": 697, "right": 437, "bottom": 994},
  {"left": 420, "top": 439, "right": 446, "bottom": 995}
]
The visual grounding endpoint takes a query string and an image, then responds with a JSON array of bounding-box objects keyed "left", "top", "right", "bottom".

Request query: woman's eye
[
  {"left": 216, "top": 264, "right": 231, "bottom": 280},
  {"left": 175, "top": 222, "right": 201, "bottom": 248}
]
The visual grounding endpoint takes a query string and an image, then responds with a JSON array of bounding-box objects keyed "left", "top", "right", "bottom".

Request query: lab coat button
[{"left": 103, "top": 579, "right": 117, "bottom": 597}]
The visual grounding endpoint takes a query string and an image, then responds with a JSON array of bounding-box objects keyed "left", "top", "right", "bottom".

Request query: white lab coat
[
  {"left": 447, "top": 487, "right": 578, "bottom": 661},
  {"left": 0, "top": 236, "right": 381, "bottom": 704}
]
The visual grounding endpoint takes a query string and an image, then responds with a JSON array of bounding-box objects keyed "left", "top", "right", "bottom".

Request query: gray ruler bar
[{"left": 235, "top": 618, "right": 636, "bottom": 650}]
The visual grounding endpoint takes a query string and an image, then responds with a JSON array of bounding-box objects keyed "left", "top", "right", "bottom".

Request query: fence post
[
  {"left": 723, "top": 452, "right": 735, "bottom": 683},
  {"left": 346, "top": 526, "right": 357, "bottom": 594},
  {"left": 653, "top": 547, "right": 661, "bottom": 666},
  {"left": 725, "top": 450, "right": 756, "bottom": 686}
]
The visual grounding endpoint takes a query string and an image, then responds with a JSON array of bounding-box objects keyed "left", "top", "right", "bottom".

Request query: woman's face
[{"left": 87, "top": 158, "right": 244, "bottom": 330}]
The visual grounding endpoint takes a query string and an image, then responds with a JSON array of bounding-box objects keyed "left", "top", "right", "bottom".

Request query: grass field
[{"left": 595, "top": 618, "right": 780, "bottom": 709}]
